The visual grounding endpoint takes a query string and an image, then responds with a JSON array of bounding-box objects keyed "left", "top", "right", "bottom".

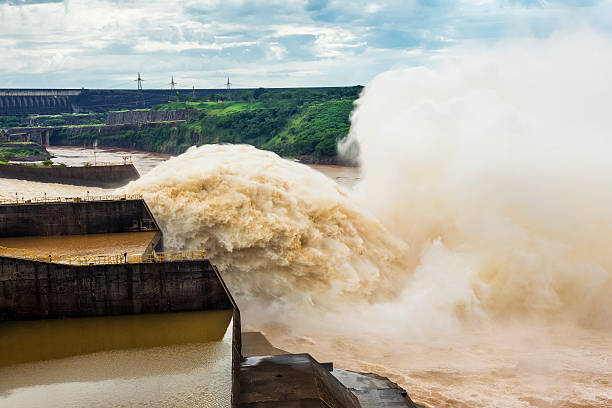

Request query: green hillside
[{"left": 51, "top": 87, "right": 362, "bottom": 161}]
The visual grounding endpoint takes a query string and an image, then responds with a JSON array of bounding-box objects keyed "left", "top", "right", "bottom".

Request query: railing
[
  {"left": 82, "top": 161, "right": 132, "bottom": 167},
  {"left": 0, "top": 246, "right": 207, "bottom": 265},
  {"left": 143, "top": 250, "right": 207, "bottom": 263},
  {"left": 0, "top": 193, "right": 143, "bottom": 206}
]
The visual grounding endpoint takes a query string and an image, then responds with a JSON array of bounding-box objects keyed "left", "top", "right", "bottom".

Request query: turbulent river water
[{"left": 1, "top": 144, "right": 608, "bottom": 407}]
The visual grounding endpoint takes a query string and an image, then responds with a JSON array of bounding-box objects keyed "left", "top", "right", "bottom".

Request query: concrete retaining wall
[
  {"left": 0, "top": 163, "right": 139, "bottom": 187},
  {"left": 0, "top": 199, "right": 159, "bottom": 238},
  {"left": 0, "top": 257, "right": 242, "bottom": 406},
  {"left": 0, "top": 258, "right": 233, "bottom": 320},
  {"left": 107, "top": 109, "right": 190, "bottom": 125}
]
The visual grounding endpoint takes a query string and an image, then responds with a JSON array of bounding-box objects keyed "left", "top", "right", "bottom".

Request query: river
[{"left": 1, "top": 146, "right": 610, "bottom": 408}]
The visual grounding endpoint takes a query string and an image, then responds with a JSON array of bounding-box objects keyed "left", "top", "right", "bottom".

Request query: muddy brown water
[
  {"left": 0, "top": 311, "right": 234, "bottom": 407},
  {"left": 0, "top": 231, "right": 157, "bottom": 257},
  {"left": 3, "top": 147, "right": 609, "bottom": 407}
]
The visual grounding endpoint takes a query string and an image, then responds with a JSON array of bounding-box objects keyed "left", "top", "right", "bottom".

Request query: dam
[
  {"left": 0, "top": 194, "right": 414, "bottom": 407},
  {"left": 0, "top": 88, "right": 336, "bottom": 115}
]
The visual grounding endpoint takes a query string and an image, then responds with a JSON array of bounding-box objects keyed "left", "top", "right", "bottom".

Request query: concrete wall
[
  {"left": 0, "top": 199, "right": 159, "bottom": 238},
  {"left": 106, "top": 109, "right": 190, "bottom": 125},
  {"left": 0, "top": 258, "right": 233, "bottom": 320},
  {"left": 0, "top": 163, "right": 139, "bottom": 187},
  {"left": 0, "top": 257, "right": 242, "bottom": 406}
]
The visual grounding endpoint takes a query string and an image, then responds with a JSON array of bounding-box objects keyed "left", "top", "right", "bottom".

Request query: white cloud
[{"left": 0, "top": 0, "right": 610, "bottom": 87}]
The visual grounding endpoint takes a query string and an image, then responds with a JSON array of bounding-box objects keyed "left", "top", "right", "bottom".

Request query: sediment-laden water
[
  {"left": 0, "top": 231, "right": 157, "bottom": 257},
  {"left": 1, "top": 142, "right": 610, "bottom": 407},
  {"left": 0, "top": 311, "right": 233, "bottom": 408},
  {"left": 121, "top": 144, "right": 611, "bottom": 408}
]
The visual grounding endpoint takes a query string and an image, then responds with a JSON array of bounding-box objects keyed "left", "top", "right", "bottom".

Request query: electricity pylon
[
  {"left": 134, "top": 72, "right": 144, "bottom": 107},
  {"left": 225, "top": 75, "right": 232, "bottom": 101},
  {"left": 169, "top": 75, "right": 178, "bottom": 101}
]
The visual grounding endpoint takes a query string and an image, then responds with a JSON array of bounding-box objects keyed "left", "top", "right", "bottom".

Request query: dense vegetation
[
  {"left": 0, "top": 142, "right": 52, "bottom": 162},
  {"left": 52, "top": 87, "right": 363, "bottom": 160}
]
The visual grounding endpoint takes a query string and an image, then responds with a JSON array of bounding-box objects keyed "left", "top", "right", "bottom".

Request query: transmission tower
[
  {"left": 134, "top": 72, "right": 145, "bottom": 107},
  {"left": 168, "top": 75, "right": 178, "bottom": 101},
  {"left": 226, "top": 75, "right": 232, "bottom": 100},
  {"left": 136, "top": 72, "right": 144, "bottom": 91}
]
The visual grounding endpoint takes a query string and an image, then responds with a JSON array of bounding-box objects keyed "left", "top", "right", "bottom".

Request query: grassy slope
[{"left": 0, "top": 142, "right": 52, "bottom": 161}]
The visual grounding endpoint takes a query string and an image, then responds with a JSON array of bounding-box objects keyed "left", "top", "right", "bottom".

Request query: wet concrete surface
[
  {"left": 241, "top": 332, "right": 289, "bottom": 357},
  {"left": 332, "top": 370, "right": 421, "bottom": 408},
  {"left": 239, "top": 353, "right": 361, "bottom": 408},
  {"left": 241, "top": 332, "right": 421, "bottom": 408}
]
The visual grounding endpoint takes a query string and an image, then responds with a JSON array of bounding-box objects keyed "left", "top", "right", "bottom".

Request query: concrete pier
[{"left": 239, "top": 354, "right": 362, "bottom": 408}]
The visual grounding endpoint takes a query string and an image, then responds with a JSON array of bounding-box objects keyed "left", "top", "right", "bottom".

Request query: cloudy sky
[{"left": 1, "top": 0, "right": 611, "bottom": 89}]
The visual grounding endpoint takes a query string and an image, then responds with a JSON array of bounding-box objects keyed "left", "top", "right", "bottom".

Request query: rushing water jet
[{"left": 124, "top": 145, "right": 411, "bottom": 325}]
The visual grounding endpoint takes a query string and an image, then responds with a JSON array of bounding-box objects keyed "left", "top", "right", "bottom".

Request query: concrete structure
[
  {"left": 3, "top": 122, "right": 182, "bottom": 151},
  {"left": 332, "top": 370, "right": 420, "bottom": 408},
  {"left": 0, "top": 198, "right": 158, "bottom": 238},
  {"left": 0, "top": 197, "right": 419, "bottom": 408},
  {"left": 0, "top": 258, "right": 233, "bottom": 320},
  {"left": 241, "top": 332, "right": 419, "bottom": 408},
  {"left": 3, "top": 129, "right": 50, "bottom": 146},
  {"left": 106, "top": 109, "right": 191, "bottom": 125},
  {"left": 0, "top": 256, "right": 242, "bottom": 407},
  {"left": 0, "top": 90, "right": 79, "bottom": 115},
  {"left": 0, "top": 87, "right": 350, "bottom": 115},
  {"left": 240, "top": 354, "right": 362, "bottom": 408},
  {"left": 0, "top": 162, "right": 140, "bottom": 187},
  {"left": 1, "top": 89, "right": 199, "bottom": 115}
]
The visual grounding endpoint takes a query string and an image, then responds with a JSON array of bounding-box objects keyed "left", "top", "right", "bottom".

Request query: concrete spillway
[{"left": 0, "top": 196, "right": 379, "bottom": 408}]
